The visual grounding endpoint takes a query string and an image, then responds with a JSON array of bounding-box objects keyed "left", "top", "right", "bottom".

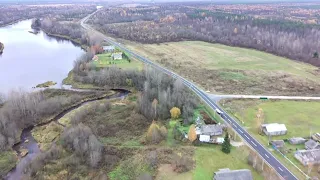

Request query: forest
[
  {"left": 88, "top": 5, "right": 320, "bottom": 67},
  {"left": 0, "top": 4, "right": 96, "bottom": 27}
]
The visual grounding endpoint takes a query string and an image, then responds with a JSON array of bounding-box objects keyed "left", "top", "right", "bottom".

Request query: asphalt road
[
  {"left": 81, "top": 11, "right": 298, "bottom": 180},
  {"left": 209, "top": 94, "right": 320, "bottom": 102}
]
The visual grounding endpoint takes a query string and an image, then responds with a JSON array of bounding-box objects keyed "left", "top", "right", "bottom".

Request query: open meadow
[{"left": 123, "top": 41, "right": 320, "bottom": 96}]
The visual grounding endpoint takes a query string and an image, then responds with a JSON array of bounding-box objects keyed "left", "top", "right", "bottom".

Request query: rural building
[
  {"left": 92, "top": 55, "right": 99, "bottom": 61},
  {"left": 312, "top": 133, "right": 320, "bottom": 142},
  {"left": 201, "top": 124, "right": 223, "bottom": 136},
  {"left": 305, "top": 139, "right": 320, "bottom": 150},
  {"left": 262, "top": 123, "right": 287, "bottom": 136},
  {"left": 103, "top": 46, "right": 115, "bottom": 52},
  {"left": 213, "top": 168, "right": 253, "bottom": 180},
  {"left": 295, "top": 149, "right": 320, "bottom": 166},
  {"left": 112, "top": 52, "right": 123, "bottom": 60},
  {"left": 289, "top": 137, "right": 307, "bottom": 145},
  {"left": 271, "top": 140, "right": 285, "bottom": 149},
  {"left": 199, "top": 135, "right": 211, "bottom": 143}
]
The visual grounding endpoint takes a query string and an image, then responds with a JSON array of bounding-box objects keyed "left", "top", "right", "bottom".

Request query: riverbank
[
  {"left": 0, "top": 18, "right": 27, "bottom": 28},
  {"left": 0, "top": 42, "right": 4, "bottom": 54},
  {"left": 43, "top": 30, "right": 88, "bottom": 50}
]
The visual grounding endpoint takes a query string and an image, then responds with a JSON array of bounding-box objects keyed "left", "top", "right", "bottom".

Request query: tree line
[{"left": 89, "top": 5, "right": 320, "bottom": 67}]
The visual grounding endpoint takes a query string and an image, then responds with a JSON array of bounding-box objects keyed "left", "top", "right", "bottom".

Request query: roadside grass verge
[{"left": 221, "top": 99, "right": 320, "bottom": 179}]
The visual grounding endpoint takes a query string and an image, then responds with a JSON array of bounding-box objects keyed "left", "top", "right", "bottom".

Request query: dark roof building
[
  {"left": 305, "top": 139, "right": 320, "bottom": 150},
  {"left": 271, "top": 140, "right": 285, "bottom": 149},
  {"left": 289, "top": 137, "right": 307, "bottom": 145},
  {"left": 213, "top": 168, "right": 253, "bottom": 180},
  {"left": 201, "top": 124, "right": 223, "bottom": 136}
]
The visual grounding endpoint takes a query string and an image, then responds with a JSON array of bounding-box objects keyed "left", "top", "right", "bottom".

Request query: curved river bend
[{"left": 0, "top": 20, "right": 84, "bottom": 94}]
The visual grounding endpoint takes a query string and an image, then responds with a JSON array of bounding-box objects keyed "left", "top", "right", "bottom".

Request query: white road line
[
  {"left": 278, "top": 167, "right": 283, "bottom": 172},
  {"left": 251, "top": 141, "right": 257, "bottom": 147},
  {"left": 244, "top": 134, "right": 249, "bottom": 139},
  {"left": 238, "top": 129, "right": 243, "bottom": 133},
  {"left": 265, "top": 154, "right": 270, "bottom": 159}
]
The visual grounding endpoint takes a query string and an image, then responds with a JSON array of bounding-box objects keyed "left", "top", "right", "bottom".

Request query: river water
[{"left": 0, "top": 20, "right": 84, "bottom": 94}]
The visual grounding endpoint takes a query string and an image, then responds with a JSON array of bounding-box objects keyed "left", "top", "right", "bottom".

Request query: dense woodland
[
  {"left": 72, "top": 52, "right": 198, "bottom": 124},
  {"left": 0, "top": 4, "right": 96, "bottom": 27},
  {"left": 89, "top": 5, "right": 320, "bottom": 67}
]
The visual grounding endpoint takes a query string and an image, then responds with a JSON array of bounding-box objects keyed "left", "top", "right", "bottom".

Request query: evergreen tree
[
  {"left": 222, "top": 132, "right": 231, "bottom": 154},
  {"left": 313, "top": 52, "right": 319, "bottom": 58}
]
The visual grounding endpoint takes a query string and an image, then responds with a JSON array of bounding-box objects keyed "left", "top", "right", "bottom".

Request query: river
[{"left": 0, "top": 20, "right": 84, "bottom": 94}]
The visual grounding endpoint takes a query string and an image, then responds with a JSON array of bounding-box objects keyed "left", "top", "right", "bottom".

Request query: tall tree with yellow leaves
[
  {"left": 170, "top": 107, "right": 181, "bottom": 119},
  {"left": 188, "top": 124, "right": 197, "bottom": 142}
]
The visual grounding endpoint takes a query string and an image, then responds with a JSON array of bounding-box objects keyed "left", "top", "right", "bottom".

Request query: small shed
[
  {"left": 112, "top": 52, "right": 123, "bottom": 60},
  {"left": 312, "top": 133, "right": 320, "bottom": 142},
  {"left": 213, "top": 168, "right": 253, "bottom": 180},
  {"left": 262, "top": 123, "right": 287, "bottom": 136},
  {"left": 271, "top": 140, "right": 285, "bottom": 149},
  {"left": 103, "top": 46, "right": 115, "bottom": 52},
  {"left": 289, "top": 137, "right": 307, "bottom": 145},
  {"left": 305, "top": 139, "right": 320, "bottom": 150}
]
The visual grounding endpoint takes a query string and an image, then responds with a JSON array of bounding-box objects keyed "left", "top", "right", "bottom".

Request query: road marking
[
  {"left": 238, "top": 129, "right": 243, "bottom": 133},
  {"left": 265, "top": 154, "right": 270, "bottom": 158},
  {"left": 278, "top": 167, "right": 283, "bottom": 172},
  {"left": 244, "top": 134, "right": 249, "bottom": 139},
  {"left": 251, "top": 141, "right": 257, "bottom": 147}
]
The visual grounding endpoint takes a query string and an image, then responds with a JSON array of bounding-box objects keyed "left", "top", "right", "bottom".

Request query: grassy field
[
  {"left": 222, "top": 99, "right": 320, "bottom": 179},
  {"left": 193, "top": 145, "right": 264, "bottom": 180},
  {"left": 123, "top": 41, "right": 320, "bottom": 96},
  {"left": 93, "top": 53, "right": 143, "bottom": 70},
  {"left": 0, "top": 151, "right": 17, "bottom": 177}
]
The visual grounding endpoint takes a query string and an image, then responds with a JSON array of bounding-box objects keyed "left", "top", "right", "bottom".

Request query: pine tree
[{"left": 222, "top": 132, "right": 231, "bottom": 154}]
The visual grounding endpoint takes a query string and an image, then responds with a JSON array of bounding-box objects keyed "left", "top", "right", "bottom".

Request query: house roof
[
  {"left": 271, "top": 140, "right": 285, "bottom": 148},
  {"left": 201, "top": 125, "right": 223, "bottom": 136},
  {"left": 295, "top": 149, "right": 320, "bottom": 164},
  {"left": 289, "top": 137, "right": 307, "bottom": 144},
  {"left": 103, "top": 46, "right": 115, "bottom": 50},
  {"left": 262, "top": 123, "right": 287, "bottom": 133},
  {"left": 214, "top": 168, "right": 253, "bottom": 180},
  {"left": 305, "top": 139, "right": 319, "bottom": 149}
]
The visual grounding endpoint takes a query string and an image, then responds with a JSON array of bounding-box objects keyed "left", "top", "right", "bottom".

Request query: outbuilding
[
  {"left": 262, "top": 123, "right": 287, "bottom": 136},
  {"left": 213, "top": 168, "right": 253, "bottom": 180}
]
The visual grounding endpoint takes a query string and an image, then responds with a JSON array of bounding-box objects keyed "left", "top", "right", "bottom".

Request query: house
[
  {"left": 261, "top": 123, "right": 287, "bottom": 136},
  {"left": 199, "top": 135, "right": 211, "bottom": 143},
  {"left": 305, "top": 139, "right": 320, "bottom": 150},
  {"left": 103, "top": 46, "right": 115, "bottom": 52},
  {"left": 295, "top": 149, "right": 320, "bottom": 166},
  {"left": 92, "top": 55, "right": 99, "bottom": 61},
  {"left": 271, "top": 140, "right": 285, "bottom": 149},
  {"left": 289, "top": 137, "right": 307, "bottom": 145},
  {"left": 112, "top": 52, "right": 123, "bottom": 60},
  {"left": 312, "top": 133, "right": 320, "bottom": 142},
  {"left": 213, "top": 168, "right": 253, "bottom": 180},
  {"left": 201, "top": 124, "right": 223, "bottom": 136}
]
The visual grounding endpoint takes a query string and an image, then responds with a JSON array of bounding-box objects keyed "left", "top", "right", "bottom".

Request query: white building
[
  {"left": 262, "top": 123, "right": 287, "bottom": 136},
  {"left": 112, "top": 52, "right": 123, "bottom": 60},
  {"left": 103, "top": 46, "right": 115, "bottom": 52}
]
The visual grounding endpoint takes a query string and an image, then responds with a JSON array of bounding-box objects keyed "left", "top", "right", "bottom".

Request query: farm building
[
  {"left": 289, "top": 137, "right": 307, "bottom": 145},
  {"left": 305, "top": 139, "right": 320, "bottom": 150},
  {"left": 112, "top": 52, "right": 123, "bottom": 60},
  {"left": 262, "top": 123, "right": 287, "bottom": 136},
  {"left": 295, "top": 149, "right": 320, "bottom": 166},
  {"left": 103, "top": 46, "right": 115, "bottom": 52},
  {"left": 213, "top": 168, "right": 253, "bottom": 180}
]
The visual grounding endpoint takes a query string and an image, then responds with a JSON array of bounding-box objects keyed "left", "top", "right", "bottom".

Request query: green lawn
[
  {"left": 222, "top": 99, "right": 320, "bottom": 179},
  {"left": 193, "top": 145, "right": 264, "bottom": 180},
  {"left": 93, "top": 53, "right": 143, "bottom": 70}
]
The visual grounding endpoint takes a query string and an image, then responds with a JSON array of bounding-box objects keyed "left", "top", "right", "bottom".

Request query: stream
[{"left": 5, "top": 89, "right": 130, "bottom": 180}]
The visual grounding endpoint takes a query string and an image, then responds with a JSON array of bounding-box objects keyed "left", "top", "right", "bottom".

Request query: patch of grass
[
  {"left": 93, "top": 53, "right": 143, "bottom": 70},
  {"left": 32, "top": 122, "right": 64, "bottom": 151},
  {"left": 36, "top": 81, "right": 57, "bottom": 88},
  {"left": 62, "top": 71, "right": 101, "bottom": 89},
  {"left": 219, "top": 71, "right": 250, "bottom": 81},
  {"left": 0, "top": 151, "right": 17, "bottom": 177},
  {"left": 193, "top": 145, "right": 264, "bottom": 180}
]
